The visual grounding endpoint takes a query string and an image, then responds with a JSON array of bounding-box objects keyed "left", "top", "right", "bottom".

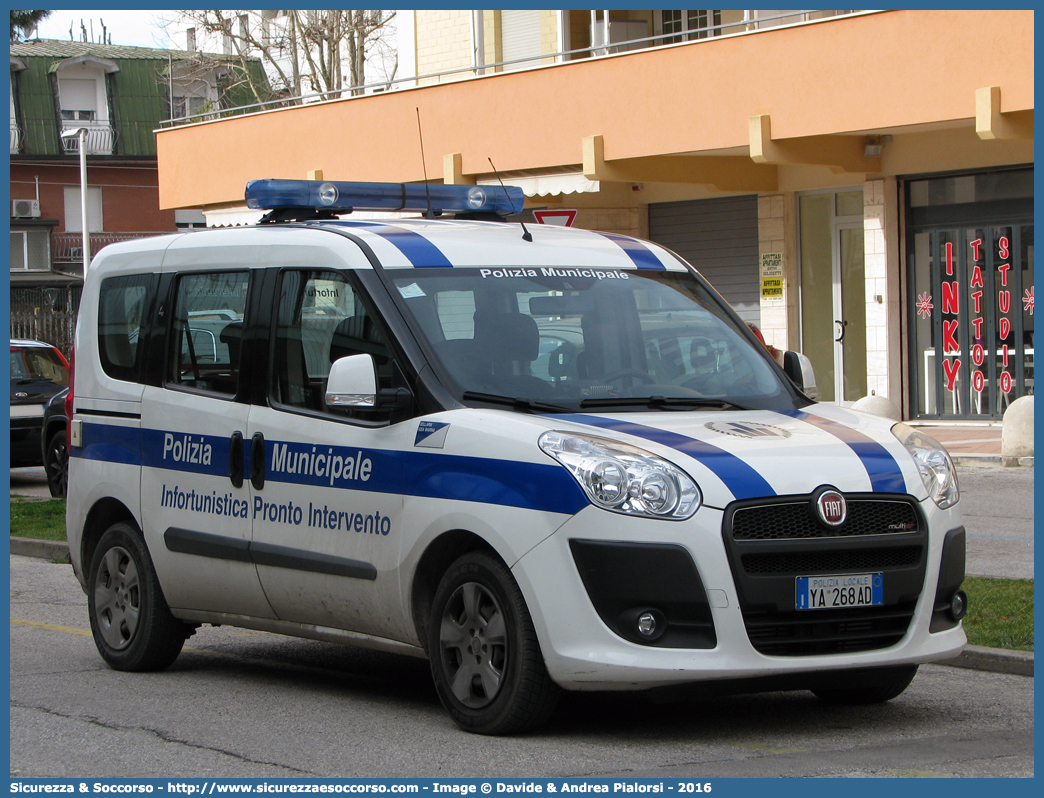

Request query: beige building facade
[{"left": 154, "top": 9, "right": 1034, "bottom": 421}]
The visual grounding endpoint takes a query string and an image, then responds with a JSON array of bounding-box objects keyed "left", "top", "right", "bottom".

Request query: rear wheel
[
  {"left": 811, "top": 665, "right": 918, "bottom": 705},
  {"left": 428, "top": 551, "right": 559, "bottom": 734},
  {"left": 44, "top": 429, "right": 68, "bottom": 498},
  {"left": 87, "top": 522, "right": 190, "bottom": 671}
]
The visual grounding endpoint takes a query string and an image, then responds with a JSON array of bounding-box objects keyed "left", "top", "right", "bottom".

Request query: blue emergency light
[{"left": 245, "top": 179, "right": 525, "bottom": 216}]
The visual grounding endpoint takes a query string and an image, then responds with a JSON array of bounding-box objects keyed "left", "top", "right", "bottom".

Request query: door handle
[
  {"left": 229, "top": 430, "right": 244, "bottom": 489},
  {"left": 835, "top": 319, "right": 848, "bottom": 343},
  {"left": 250, "top": 431, "right": 266, "bottom": 490}
]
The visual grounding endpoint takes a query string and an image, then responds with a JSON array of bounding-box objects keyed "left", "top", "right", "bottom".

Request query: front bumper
[{"left": 513, "top": 498, "right": 966, "bottom": 691}]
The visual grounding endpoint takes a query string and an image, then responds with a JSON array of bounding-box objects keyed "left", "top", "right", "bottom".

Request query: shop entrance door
[{"left": 799, "top": 190, "right": 866, "bottom": 405}]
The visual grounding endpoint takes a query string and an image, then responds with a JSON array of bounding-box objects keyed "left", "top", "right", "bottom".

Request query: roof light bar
[{"left": 245, "top": 179, "right": 524, "bottom": 216}]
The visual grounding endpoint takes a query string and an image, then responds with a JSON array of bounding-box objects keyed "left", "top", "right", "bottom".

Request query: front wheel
[
  {"left": 428, "top": 551, "right": 559, "bottom": 735},
  {"left": 87, "top": 522, "right": 190, "bottom": 671},
  {"left": 811, "top": 665, "right": 918, "bottom": 705}
]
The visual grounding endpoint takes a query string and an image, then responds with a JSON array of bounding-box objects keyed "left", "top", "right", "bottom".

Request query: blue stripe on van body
[
  {"left": 598, "top": 233, "right": 666, "bottom": 271},
  {"left": 777, "top": 409, "right": 908, "bottom": 494},
  {"left": 555, "top": 414, "right": 775, "bottom": 501},
  {"left": 76, "top": 423, "right": 587, "bottom": 515},
  {"left": 77, "top": 424, "right": 143, "bottom": 467},
  {"left": 332, "top": 221, "right": 454, "bottom": 268}
]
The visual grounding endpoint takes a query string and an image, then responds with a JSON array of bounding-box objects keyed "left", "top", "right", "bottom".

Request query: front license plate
[{"left": 796, "top": 572, "right": 883, "bottom": 610}]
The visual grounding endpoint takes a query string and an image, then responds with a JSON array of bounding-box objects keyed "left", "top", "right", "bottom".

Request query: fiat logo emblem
[{"left": 814, "top": 488, "right": 847, "bottom": 526}]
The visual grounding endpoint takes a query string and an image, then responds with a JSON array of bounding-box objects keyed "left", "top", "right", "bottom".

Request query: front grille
[
  {"left": 722, "top": 492, "right": 927, "bottom": 657},
  {"left": 732, "top": 498, "right": 920, "bottom": 541},
  {"left": 743, "top": 603, "right": 917, "bottom": 656},
  {"left": 741, "top": 546, "right": 922, "bottom": 575}
]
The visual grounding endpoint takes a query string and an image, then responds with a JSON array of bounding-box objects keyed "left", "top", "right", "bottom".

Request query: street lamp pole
[{"left": 60, "top": 127, "right": 90, "bottom": 273}]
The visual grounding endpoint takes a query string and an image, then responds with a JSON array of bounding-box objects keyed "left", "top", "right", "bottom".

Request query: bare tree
[
  {"left": 10, "top": 9, "right": 53, "bottom": 42},
  {"left": 173, "top": 10, "right": 396, "bottom": 103}
]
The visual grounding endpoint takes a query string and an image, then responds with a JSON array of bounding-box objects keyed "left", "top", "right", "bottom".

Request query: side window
[
  {"left": 167, "top": 271, "right": 249, "bottom": 395},
  {"left": 98, "top": 274, "right": 152, "bottom": 382},
  {"left": 273, "top": 270, "right": 393, "bottom": 418}
]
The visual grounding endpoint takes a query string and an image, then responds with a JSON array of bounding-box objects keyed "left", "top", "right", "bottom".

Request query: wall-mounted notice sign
[{"left": 761, "top": 252, "right": 784, "bottom": 300}]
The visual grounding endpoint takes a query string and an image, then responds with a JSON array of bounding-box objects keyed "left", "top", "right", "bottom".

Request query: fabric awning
[{"left": 477, "top": 171, "right": 599, "bottom": 197}]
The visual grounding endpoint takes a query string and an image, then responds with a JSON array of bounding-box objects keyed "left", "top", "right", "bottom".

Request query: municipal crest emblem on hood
[{"left": 704, "top": 421, "right": 791, "bottom": 439}]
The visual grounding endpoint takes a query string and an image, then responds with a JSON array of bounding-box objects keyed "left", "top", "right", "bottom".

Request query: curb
[
  {"left": 951, "top": 453, "right": 1034, "bottom": 467},
  {"left": 11, "top": 537, "right": 69, "bottom": 562},
  {"left": 10, "top": 538, "right": 1033, "bottom": 677},
  {"left": 939, "top": 645, "right": 1034, "bottom": 677}
]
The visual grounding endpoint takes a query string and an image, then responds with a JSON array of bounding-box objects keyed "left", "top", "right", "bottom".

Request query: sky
[{"left": 32, "top": 9, "right": 181, "bottom": 49}]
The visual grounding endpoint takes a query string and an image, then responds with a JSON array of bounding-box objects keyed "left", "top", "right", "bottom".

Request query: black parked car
[
  {"left": 10, "top": 339, "right": 69, "bottom": 478},
  {"left": 41, "top": 387, "right": 70, "bottom": 498}
]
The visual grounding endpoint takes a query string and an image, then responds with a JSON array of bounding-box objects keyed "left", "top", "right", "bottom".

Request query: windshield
[{"left": 392, "top": 267, "right": 803, "bottom": 412}]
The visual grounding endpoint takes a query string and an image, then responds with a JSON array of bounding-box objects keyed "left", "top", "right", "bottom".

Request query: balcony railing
[
  {"left": 51, "top": 231, "right": 163, "bottom": 263},
  {"left": 13, "top": 117, "right": 160, "bottom": 157},
  {"left": 160, "top": 10, "right": 873, "bottom": 128},
  {"left": 61, "top": 123, "right": 117, "bottom": 155}
]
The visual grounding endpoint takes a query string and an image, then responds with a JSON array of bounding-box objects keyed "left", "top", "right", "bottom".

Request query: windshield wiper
[
  {"left": 461, "top": 391, "right": 572, "bottom": 413},
  {"left": 579, "top": 396, "right": 747, "bottom": 411}
]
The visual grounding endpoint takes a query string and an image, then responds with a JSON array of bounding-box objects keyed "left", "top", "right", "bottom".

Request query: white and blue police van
[{"left": 66, "top": 179, "right": 967, "bottom": 735}]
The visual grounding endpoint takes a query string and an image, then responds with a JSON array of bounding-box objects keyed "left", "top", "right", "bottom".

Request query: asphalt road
[{"left": 8, "top": 554, "right": 1035, "bottom": 779}]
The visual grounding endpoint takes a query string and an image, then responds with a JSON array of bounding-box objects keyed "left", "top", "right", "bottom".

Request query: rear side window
[
  {"left": 167, "top": 271, "right": 249, "bottom": 395},
  {"left": 98, "top": 275, "right": 153, "bottom": 382}
]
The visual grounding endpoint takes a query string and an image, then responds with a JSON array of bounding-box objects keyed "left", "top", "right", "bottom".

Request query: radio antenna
[
  {"left": 415, "top": 107, "right": 435, "bottom": 220},
  {"left": 488, "top": 157, "right": 532, "bottom": 242}
]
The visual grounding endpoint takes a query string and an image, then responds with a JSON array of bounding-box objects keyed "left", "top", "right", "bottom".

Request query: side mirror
[
  {"left": 326, "top": 354, "right": 377, "bottom": 408},
  {"left": 783, "top": 351, "right": 818, "bottom": 400}
]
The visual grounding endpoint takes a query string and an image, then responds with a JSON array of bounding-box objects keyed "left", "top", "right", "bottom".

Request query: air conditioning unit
[{"left": 12, "top": 199, "right": 41, "bottom": 218}]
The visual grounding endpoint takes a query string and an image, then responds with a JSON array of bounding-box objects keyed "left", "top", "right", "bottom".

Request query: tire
[
  {"left": 811, "top": 665, "right": 918, "bottom": 705},
  {"left": 428, "top": 550, "right": 560, "bottom": 735},
  {"left": 87, "top": 522, "right": 189, "bottom": 671},
  {"left": 44, "top": 429, "right": 68, "bottom": 499}
]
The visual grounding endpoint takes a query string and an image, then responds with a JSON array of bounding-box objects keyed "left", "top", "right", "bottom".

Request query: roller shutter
[
  {"left": 501, "top": 10, "right": 542, "bottom": 70},
  {"left": 648, "top": 195, "right": 760, "bottom": 325}
]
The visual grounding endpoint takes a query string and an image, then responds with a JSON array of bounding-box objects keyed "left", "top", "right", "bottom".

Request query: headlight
[
  {"left": 892, "top": 423, "right": 959, "bottom": 509},
  {"left": 539, "top": 431, "right": 701, "bottom": 519}
]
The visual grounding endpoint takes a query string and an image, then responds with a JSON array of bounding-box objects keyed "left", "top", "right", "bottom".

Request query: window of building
[
  {"left": 10, "top": 229, "right": 51, "bottom": 272},
  {"left": 63, "top": 186, "right": 104, "bottom": 233},
  {"left": 501, "top": 10, "right": 543, "bottom": 70},
  {"left": 172, "top": 94, "right": 209, "bottom": 119},
  {"left": 906, "top": 169, "right": 1034, "bottom": 419},
  {"left": 660, "top": 10, "right": 722, "bottom": 43},
  {"left": 58, "top": 77, "right": 98, "bottom": 116},
  {"left": 55, "top": 56, "right": 118, "bottom": 154}
]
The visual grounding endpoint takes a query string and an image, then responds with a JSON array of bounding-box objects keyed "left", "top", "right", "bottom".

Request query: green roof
[
  {"left": 10, "top": 38, "right": 250, "bottom": 63},
  {"left": 11, "top": 39, "right": 270, "bottom": 158}
]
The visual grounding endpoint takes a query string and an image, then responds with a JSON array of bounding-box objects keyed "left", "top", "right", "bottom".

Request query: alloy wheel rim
[
  {"left": 93, "top": 546, "right": 141, "bottom": 650},
  {"left": 438, "top": 581, "right": 507, "bottom": 708}
]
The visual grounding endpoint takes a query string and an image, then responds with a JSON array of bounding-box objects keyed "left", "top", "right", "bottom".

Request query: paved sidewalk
[{"left": 911, "top": 421, "right": 1033, "bottom": 466}]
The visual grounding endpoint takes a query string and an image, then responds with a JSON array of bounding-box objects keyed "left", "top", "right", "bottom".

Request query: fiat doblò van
[{"left": 66, "top": 179, "right": 967, "bottom": 734}]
